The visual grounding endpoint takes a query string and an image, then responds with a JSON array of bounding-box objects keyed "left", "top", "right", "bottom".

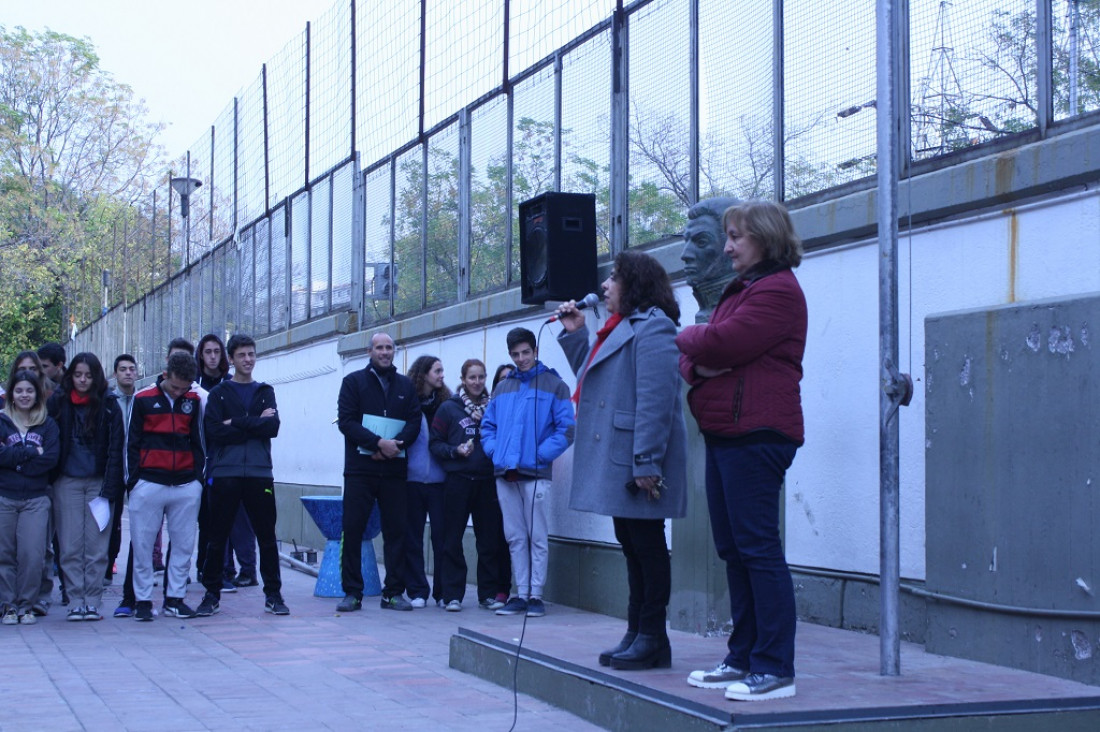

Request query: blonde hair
[
  {"left": 723, "top": 200, "right": 803, "bottom": 268},
  {"left": 3, "top": 370, "right": 48, "bottom": 430}
]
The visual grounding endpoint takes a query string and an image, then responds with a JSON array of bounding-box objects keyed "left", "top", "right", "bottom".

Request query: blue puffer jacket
[{"left": 480, "top": 362, "right": 575, "bottom": 479}]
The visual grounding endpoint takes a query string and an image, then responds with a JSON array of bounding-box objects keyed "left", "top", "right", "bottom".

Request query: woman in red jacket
[{"left": 675, "top": 200, "right": 806, "bottom": 702}]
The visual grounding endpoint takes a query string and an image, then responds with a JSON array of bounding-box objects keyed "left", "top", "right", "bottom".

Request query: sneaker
[
  {"left": 724, "top": 673, "right": 796, "bottom": 701},
  {"left": 495, "top": 597, "right": 528, "bottom": 616},
  {"left": 233, "top": 574, "right": 259, "bottom": 588},
  {"left": 479, "top": 597, "right": 506, "bottom": 611},
  {"left": 380, "top": 595, "right": 413, "bottom": 611},
  {"left": 525, "top": 598, "right": 546, "bottom": 617},
  {"left": 221, "top": 579, "right": 238, "bottom": 594},
  {"left": 409, "top": 597, "right": 427, "bottom": 609},
  {"left": 2, "top": 609, "right": 17, "bottom": 625},
  {"left": 31, "top": 601, "right": 48, "bottom": 617},
  {"left": 113, "top": 604, "right": 134, "bottom": 618},
  {"left": 195, "top": 594, "right": 220, "bottom": 617},
  {"left": 134, "top": 601, "right": 154, "bottom": 621},
  {"left": 687, "top": 663, "right": 748, "bottom": 689},
  {"left": 336, "top": 595, "right": 362, "bottom": 612},
  {"left": 162, "top": 598, "right": 196, "bottom": 619},
  {"left": 445, "top": 600, "right": 462, "bottom": 612},
  {"left": 19, "top": 612, "right": 37, "bottom": 625},
  {"left": 67, "top": 607, "right": 86, "bottom": 622},
  {"left": 83, "top": 606, "right": 103, "bottom": 621},
  {"left": 264, "top": 595, "right": 290, "bottom": 615}
]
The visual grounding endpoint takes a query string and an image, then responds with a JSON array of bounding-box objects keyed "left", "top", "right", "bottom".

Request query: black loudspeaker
[{"left": 518, "top": 192, "right": 598, "bottom": 305}]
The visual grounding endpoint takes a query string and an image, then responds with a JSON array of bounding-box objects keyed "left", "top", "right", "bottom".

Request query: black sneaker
[
  {"left": 234, "top": 574, "right": 259, "bottom": 588},
  {"left": 135, "top": 601, "right": 154, "bottom": 621},
  {"left": 495, "top": 597, "right": 528, "bottom": 616},
  {"left": 380, "top": 595, "right": 413, "bottom": 611},
  {"left": 162, "top": 598, "right": 196, "bottom": 619},
  {"left": 336, "top": 595, "right": 362, "bottom": 612},
  {"left": 264, "top": 595, "right": 290, "bottom": 615},
  {"left": 195, "top": 594, "right": 220, "bottom": 617},
  {"left": 221, "top": 579, "right": 237, "bottom": 594},
  {"left": 525, "top": 598, "right": 546, "bottom": 617},
  {"left": 724, "top": 673, "right": 796, "bottom": 701}
]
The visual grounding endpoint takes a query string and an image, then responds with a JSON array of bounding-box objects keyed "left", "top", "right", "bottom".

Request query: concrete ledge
[{"left": 256, "top": 312, "right": 356, "bottom": 356}]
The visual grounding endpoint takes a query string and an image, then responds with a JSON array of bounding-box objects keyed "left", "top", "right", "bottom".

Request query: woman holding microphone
[{"left": 554, "top": 250, "right": 687, "bottom": 670}]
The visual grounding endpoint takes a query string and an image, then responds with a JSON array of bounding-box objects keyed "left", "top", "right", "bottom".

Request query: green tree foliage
[{"left": 0, "top": 26, "right": 163, "bottom": 368}]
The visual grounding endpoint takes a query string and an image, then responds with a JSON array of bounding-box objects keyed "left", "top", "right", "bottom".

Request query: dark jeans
[
  {"left": 705, "top": 437, "right": 798, "bottom": 678},
  {"left": 404, "top": 481, "right": 445, "bottom": 602},
  {"left": 198, "top": 483, "right": 257, "bottom": 581},
  {"left": 201, "top": 477, "right": 281, "bottom": 599},
  {"left": 612, "top": 517, "right": 670, "bottom": 637},
  {"left": 342, "top": 475, "right": 406, "bottom": 600},
  {"left": 439, "top": 474, "right": 510, "bottom": 603},
  {"left": 107, "top": 495, "right": 124, "bottom": 579}
]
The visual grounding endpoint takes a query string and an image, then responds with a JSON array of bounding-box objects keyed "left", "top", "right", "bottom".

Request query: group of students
[{"left": 0, "top": 334, "right": 287, "bottom": 624}]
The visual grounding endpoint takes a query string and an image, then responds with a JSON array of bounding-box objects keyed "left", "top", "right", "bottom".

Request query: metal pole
[
  {"left": 876, "top": 0, "right": 901, "bottom": 677},
  {"left": 772, "top": 0, "right": 785, "bottom": 200}
]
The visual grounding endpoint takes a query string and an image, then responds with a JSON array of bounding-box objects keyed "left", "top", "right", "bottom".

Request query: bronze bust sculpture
[{"left": 680, "top": 196, "right": 739, "bottom": 323}]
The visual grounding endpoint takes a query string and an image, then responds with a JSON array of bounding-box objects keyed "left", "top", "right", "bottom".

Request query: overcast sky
[{"left": 1, "top": 0, "right": 337, "bottom": 156}]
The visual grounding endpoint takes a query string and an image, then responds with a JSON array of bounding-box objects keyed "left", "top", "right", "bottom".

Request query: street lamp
[{"left": 170, "top": 176, "right": 202, "bottom": 266}]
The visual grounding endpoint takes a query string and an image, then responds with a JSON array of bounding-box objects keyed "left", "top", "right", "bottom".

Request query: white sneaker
[
  {"left": 687, "top": 663, "right": 747, "bottom": 689},
  {"left": 445, "top": 600, "right": 462, "bottom": 612},
  {"left": 409, "top": 597, "right": 427, "bottom": 609}
]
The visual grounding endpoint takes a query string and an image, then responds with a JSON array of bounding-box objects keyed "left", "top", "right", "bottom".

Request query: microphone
[{"left": 545, "top": 292, "right": 600, "bottom": 323}]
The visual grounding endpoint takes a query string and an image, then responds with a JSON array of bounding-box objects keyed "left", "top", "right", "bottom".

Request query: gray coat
[{"left": 557, "top": 307, "right": 687, "bottom": 520}]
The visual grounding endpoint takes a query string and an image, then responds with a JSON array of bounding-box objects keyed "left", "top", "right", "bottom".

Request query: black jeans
[
  {"left": 612, "top": 517, "right": 670, "bottom": 636},
  {"left": 439, "top": 473, "right": 510, "bottom": 603},
  {"left": 200, "top": 477, "right": 281, "bottom": 599},
  {"left": 341, "top": 474, "right": 407, "bottom": 600},
  {"left": 404, "top": 481, "right": 445, "bottom": 602}
]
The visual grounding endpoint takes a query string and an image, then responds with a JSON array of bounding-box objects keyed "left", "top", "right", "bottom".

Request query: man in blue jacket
[
  {"left": 481, "top": 327, "right": 575, "bottom": 618},
  {"left": 336, "top": 332, "right": 421, "bottom": 613},
  {"left": 195, "top": 334, "right": 287, "bottom": 617}
]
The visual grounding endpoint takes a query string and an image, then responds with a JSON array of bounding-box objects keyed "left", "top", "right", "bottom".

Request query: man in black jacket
[
  {"left": 195, "top": 335, "right": 287, "bottom": 617},
  {"left": 336, "top": 332, "right": 421, "bottom": 612}
]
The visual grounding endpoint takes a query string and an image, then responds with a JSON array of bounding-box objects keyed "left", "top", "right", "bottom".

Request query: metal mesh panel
[
  {"left": 469, "top": 95, "right": 510, "bottom": 295},
  {"left": 509, "top": 0, "right": 615, "bottom": 72},
  {"left": 355, "top": 0, "right": 420, "bottom": 166},
  {"left": 290, "top": 191, "right": 311, "bottom": 324},
  {"left": 269, "top": 33, "right": 307, "bottom": 206},
  {"left": 1054, "top": 0, "right": 1100, "bottom": 120},
  {"left": 363, "top": 164, "right": 394, "bottom": 325},
  {"left": 188, "top": 268, "right": 202, "bottom": 342},
  {"left": 211, "top": 247, "right": 226, "bottom": 342},
  {"left": 331, "top": 163, "right": 355, "bottom": 310},
  {"left": 187, "top": 131, "right": 213, "bottom": 261},
  {"left": 628, "top": 0, "right": 690, "bottom": 246},
  {"left": 199, "top": 257, "right": 213, "bottom": 339},
  {"left": 561, "top": 31, "right": 612, "bottom": 256},
  {"left": 254, "top": 218, "right": 271, "bottom": 336},
  {"left": 238, "top": 74, "right": 267, "bottom": 225},
  {"left": 393, "top": 146, "right": 424, "bottom": 316},
  {"left": 424, "top": 124, "right": 460, "bottom": 308},
  {"left": 311, "top": 2, "right": 353, "bottom": 175},
  {"left": 224, "top": 244, "right": 240, "bottom": 334},
  {"left": 270, "top": 206, "right": 289, "bottom": 333},
  {"left": 785, "top": 3, "right": 876, "bottom": 198},
  {"left": 310, "top": 176, "right": 332, "bottom": 318},
  {"left": 424, "top": 0, "right": 503, "bottom": 131},
  {"left": 698, "top": 0, "right": 774, "bottom": 200},
  {"left": 211, "top": 102, "right": 237, "bottom": 245},
  {"left": 240, "top": 228, "right": 256, "bottom": 335}
]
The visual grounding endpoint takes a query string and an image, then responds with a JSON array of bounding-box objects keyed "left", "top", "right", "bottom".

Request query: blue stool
[{"left": 300, "top": 495, "right": 382, "bottom": 598}]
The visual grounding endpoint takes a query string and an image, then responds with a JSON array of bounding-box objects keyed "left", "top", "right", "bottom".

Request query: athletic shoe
[
  {"left": 67, "top": 607, "right": 86, "bottom": 622},
  {"left": 687, "top": 663, "right": 748, "bottom": 689},
  {"left": 445, "top": 600, "right": 462, "bottom": 612},
  {"left": 195, "top": 594, "right": 220, "bottom": 617},
  {"left": 478, "top": 597, "right": 506, "bottom": 611},
  {"left": 83, "top": 606, "right": 103, "bottom": 621},
  {"left": 162, "top": 598, "right": 196, "bottom": 619},
  {"left": 1, "top": 609, "right": 17, "bottom": 625},
  {"left": 134, "top": 601, "right": 154, "bottom": 621},
  {"left": 222, "top": 579, "right": 238, "bottom": 593},
  {"left": 724, "top": 673, "right": 796, "bottom": 701},
  {"left": 336, "top": 595, "right": 362, "bottom": 612},
  {"left": 409, "top": 597, "right": 427, "bottom": 609},
  {"left": 113, "top": 604, "right": 133, "bottom": 618},
  {"left": 18, "top": 612, "right": 37, "bottom": 625},
  {"left": 233, "top": 574, "right": 259, "bottom": 588},
  {"left": 31, "top": 602, "right": 48, "bottom": 617},
  {"left": 525, "top": 598, "right": 546, "bottom": 617},
  {"left": 264, "top": 595, "right": 290, "bottom": 615},
  {"left": 380, "top": 595, "right": 413, "bottom": 611},
  {"left": 495, "top": 597, "right": 528, "bottom": 616}
]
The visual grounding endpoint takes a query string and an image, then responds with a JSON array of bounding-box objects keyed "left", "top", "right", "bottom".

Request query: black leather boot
[
  {"left": 609, "top": 633, "right": 671, "bottom": 670},
  {"left": 598, "top": 631, "right": 637, "bottom": 667}
]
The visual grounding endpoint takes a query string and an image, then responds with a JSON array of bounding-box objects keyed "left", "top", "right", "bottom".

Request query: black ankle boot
[
  {"left": 598, "top": 632, "right": 637, "bottom": 667},
  {"left": 609, "top": 633, "right": 671, "bottom": 670}
]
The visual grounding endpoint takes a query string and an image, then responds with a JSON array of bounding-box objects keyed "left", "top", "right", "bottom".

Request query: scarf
[
  {"left": 70, "top": 390, "right": 93, "bottom": 406},
  {"left": 572, "top": 312, "right": 624, "bottom": 406},
  {"left": 458, "top": 386, "right": 488, "bottom": 423}
]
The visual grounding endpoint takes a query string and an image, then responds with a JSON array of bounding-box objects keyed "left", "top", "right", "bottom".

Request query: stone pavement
[{"left": 0, "top": 560, "right": 601, "bottom": 732}]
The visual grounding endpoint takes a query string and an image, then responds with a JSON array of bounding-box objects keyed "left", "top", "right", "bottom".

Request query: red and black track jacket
[{"left": 126, "top": 382, "right": 204, "bottom": 487}]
